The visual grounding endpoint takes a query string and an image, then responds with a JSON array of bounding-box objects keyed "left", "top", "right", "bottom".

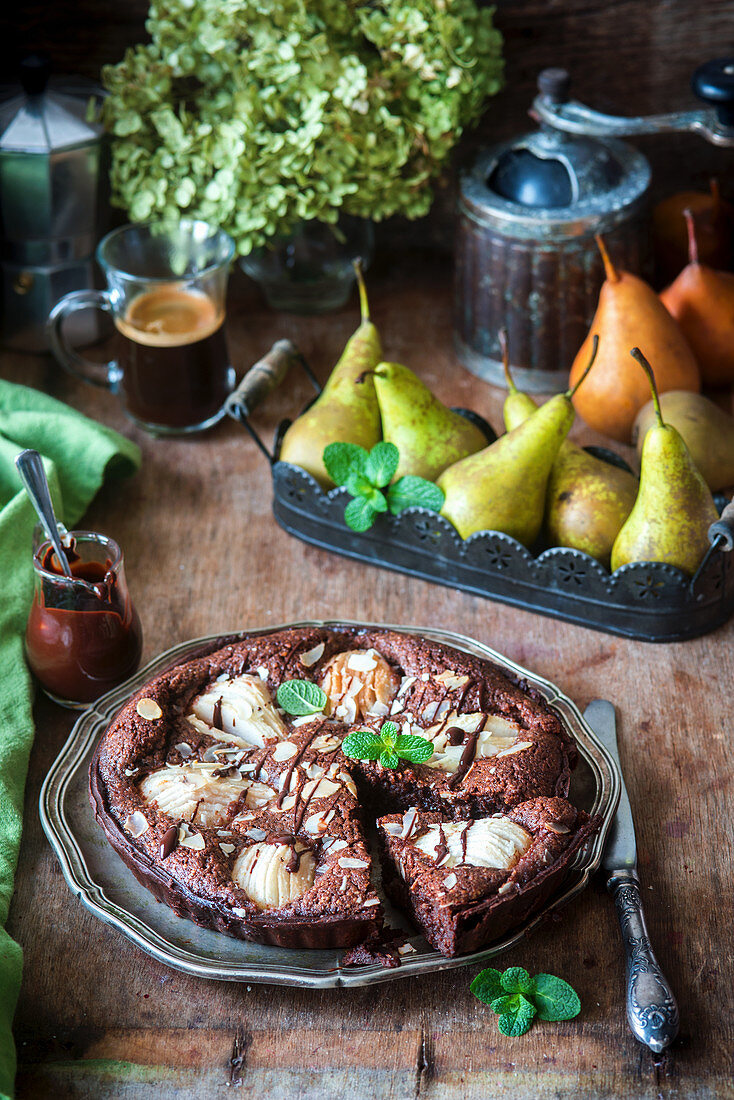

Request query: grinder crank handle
[
  {"left": 534, "top": 58, "right": 734, "bottom": 146},
  {"left": 607, "top": 869, "right": 680, "bottom": 1053}
]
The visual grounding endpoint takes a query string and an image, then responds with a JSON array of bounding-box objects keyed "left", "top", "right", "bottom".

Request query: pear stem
[
  {"left": 595, "top": 235, "right": 619, "bottom": 283},
  {"left": 567, "top": 334, "right": 599, "bottom": 398},
  {"left": 630, "top": 347, "right": 665, "bottom": 427},
  {"left": 683, "top": 208, "right": 700, "bottom": 266},
  {"left": 499, "top": 327, "right": 517, "bottom": 393},
  {"left": 353, "top": 259, "right": 370, "bottom": 324}
]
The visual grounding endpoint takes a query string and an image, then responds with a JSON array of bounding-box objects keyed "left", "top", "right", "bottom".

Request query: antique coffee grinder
[
  {"left": 456, "top": 59, "right": 734, "bottom": 391},
  {"left": 0, "top": 55, "right": 108, "bottom": 351}
]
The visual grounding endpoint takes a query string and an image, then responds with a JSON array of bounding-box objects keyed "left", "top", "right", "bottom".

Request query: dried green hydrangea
[{"left": 99, "top": 0, "right": 503, "bottom": 255}]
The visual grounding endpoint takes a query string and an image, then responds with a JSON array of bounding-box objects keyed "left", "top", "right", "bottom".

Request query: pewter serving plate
[{"left": 40, "top": 621, "right": 620, "bottom": 988}]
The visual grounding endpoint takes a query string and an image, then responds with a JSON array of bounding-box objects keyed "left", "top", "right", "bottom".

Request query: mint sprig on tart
[
  {"left": 342, "top": 720, "right": 434, "bottom": 769},
  {"left": 276, "top": 679, "right": 328, "bottom": 716}
]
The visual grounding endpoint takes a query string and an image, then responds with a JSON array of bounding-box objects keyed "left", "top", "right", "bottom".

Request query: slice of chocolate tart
[{"left": 377, "top": 797, "right": 601, "bottom": 957}]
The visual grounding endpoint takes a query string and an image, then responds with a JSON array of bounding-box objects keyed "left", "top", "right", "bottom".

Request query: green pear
[
  {"left": 545, "top": 448, "right": 638, "bottom": 568},
  {"left": 501, "top": 329, "right": 538, "bottom": 431},
  {"left": 501, "top": 338, "right": 637, "bottom": 566},
  {"left": 632, "top": 390, "right": 734, "bottom": 492},
  {"left": 279, "top": 265, "right": 381, "bottom": 487},
  {"left": 372, "top": 361, "right": 487, "bottom": 481},
  {"left": 611, "top": 350, "right": 719, "bottom": 575},
  {"left": 438, "top": 339, "right": 599, "bottom": 544}
]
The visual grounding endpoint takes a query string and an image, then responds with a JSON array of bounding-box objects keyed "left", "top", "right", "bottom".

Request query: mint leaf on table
[
  {"left": 500, "top": 967, "right": 534, "bottom": 995},
  {"left": 497, "top": 994, "right": 536, "bottom": 1037},
  {"left": 531, "top": 974, "right": 581, "bottom": 1021},
  {"left": 344, "top": 496, "right": 378, "bottom": 532},
  {"left": 386, "top": 476, "right": 444, "bottom": 516},
  {"left": 368, "top": 488, "right": 388, "bottom": 513},
  {"left": 364, "top": 441, "right": 399, "bottom": 487},
  {"left": 276, "top": 679, "right": 327, "bottom": 716},
  {"left": 341, "top": 721, "right": 433, "bottom": 769},
  {"left": 470, "top": 968, "right": 504, "bottom": 1005},
  {"left": 471, "top": 966, "right": 580, "bottom": 1037},
  {"left": 323, "top": 442, "right": 368, "bottom": 486}
]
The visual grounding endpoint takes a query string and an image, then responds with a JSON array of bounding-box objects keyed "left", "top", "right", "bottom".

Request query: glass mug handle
[{"left": 47, "top": 290, "right": 123, "bottom": 390}]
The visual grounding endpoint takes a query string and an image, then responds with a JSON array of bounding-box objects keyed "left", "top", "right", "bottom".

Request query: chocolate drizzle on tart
[
  {"left": 446, "top": 725, "right": 482, "bottom": 789},
  {"left": 89, "top": 626, "right": 597, "bottom": 956}
]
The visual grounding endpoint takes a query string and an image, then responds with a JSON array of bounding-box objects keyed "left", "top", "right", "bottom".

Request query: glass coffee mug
[{"left": 48, "top": 220, "right": 236, "bottom": 434}]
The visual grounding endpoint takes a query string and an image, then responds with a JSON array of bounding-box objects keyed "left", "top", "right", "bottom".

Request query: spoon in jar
[{"left": 15, "top": 449, "right": 73, "bottom": 578}]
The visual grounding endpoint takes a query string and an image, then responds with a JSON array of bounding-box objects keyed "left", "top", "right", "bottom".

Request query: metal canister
[
  {"left": 455, "top": 72, "right": 651, "bottom": 392},
  {"left": 0, "top": 55, "right": 108, "bottom": 351}
]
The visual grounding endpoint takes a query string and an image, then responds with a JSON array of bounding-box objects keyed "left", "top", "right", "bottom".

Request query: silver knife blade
[
  {"left": 584, "top": 699, "right": 679, "bottom": 1052},
  {"left": 583, "top": 699, "right": 636, "bottom": 871}
]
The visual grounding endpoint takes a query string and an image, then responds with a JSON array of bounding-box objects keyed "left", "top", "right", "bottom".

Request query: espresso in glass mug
[{"left": 48, "top": 220, "right": 236, "bottom": 434}]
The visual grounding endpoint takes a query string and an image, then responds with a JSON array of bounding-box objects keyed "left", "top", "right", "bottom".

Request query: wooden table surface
[{"left": 5, "top": 255, "right": 733, "bottom": 1099}]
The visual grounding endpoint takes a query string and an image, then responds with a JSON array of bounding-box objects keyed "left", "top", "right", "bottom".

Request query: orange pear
[
  {"left": 568, "top": 236, "right": 700, "bottom": 443},
  {"left": 652, "top": 178, "right": 734, "bottom": 284},
  {"left": 660, "top": 209, "right": 734, "bottom": 388}
]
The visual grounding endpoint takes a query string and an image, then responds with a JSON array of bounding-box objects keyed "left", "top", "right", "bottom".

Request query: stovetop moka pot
[
  {"left": 455, "top": 59, "right": 734, "bottom": 392},
  {"left": 0, "top": 55, "right": 108, "bottom": 351}
]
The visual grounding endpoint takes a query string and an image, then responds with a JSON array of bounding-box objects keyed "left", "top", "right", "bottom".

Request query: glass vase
[{"left": 240, "top": 215, "right": 374, "bottom": 314}]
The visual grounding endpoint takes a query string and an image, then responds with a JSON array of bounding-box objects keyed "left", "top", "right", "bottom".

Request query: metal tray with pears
[{"left": 226, "top": 340, "right": 734, "bottom": 644}]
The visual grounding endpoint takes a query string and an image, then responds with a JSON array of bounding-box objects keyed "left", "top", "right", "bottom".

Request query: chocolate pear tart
[{"left": 90, "top": 625, "right": 598, "bottom": 956}]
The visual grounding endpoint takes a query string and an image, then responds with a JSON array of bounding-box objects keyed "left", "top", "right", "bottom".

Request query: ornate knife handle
[{"left": 607, "top": 869, "right": 679, "bottom": 1053}]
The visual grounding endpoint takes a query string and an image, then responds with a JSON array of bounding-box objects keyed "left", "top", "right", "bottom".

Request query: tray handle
[
  {"left": 690, "top": 497, "right": 734, "bottom": 592},
  {"left": 708, "top": 497, "right": 734, "bottom": 550},
  {"left": 225, "top": 340, "right": 320, "bottom": 463}
]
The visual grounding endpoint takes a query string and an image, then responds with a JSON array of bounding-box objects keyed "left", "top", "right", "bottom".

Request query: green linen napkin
[{"left": 0, "top": 380, "right": 141, "bottom": 1099}]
